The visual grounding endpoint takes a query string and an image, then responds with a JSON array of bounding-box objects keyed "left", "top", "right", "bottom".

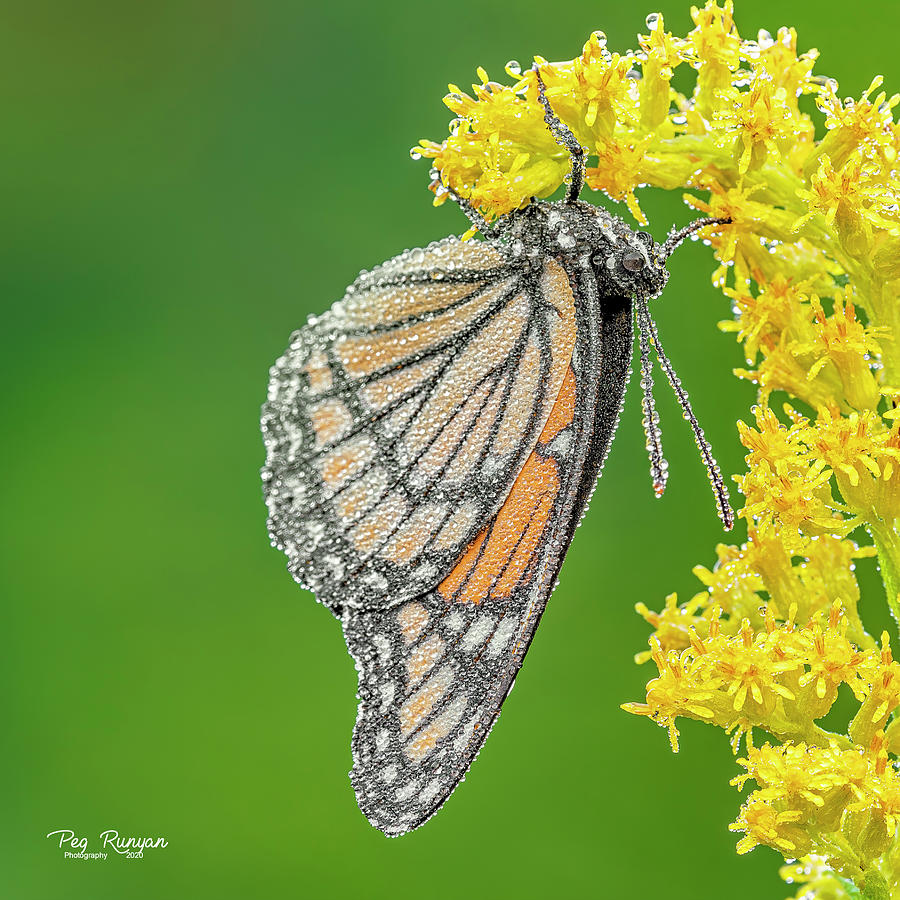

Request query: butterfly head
[
  {"left": 594, "top": 228, "right": 669, "bottom": 301},
  {"left": 597, "top": 216, "right": 732, "bottom": 303}
]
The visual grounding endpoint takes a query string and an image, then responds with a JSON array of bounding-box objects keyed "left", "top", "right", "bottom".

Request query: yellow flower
[
  {"left": 795, "top": 536, "right": 875, "bottom": 645},
  {"left": 814, "top": 76, "right": 900, "bottom": 171},
  {"left": 584, "top": 137, "right": 653, "bottom": 224},
  {"left": 416, "top": 70, "right": 566, "bottom": 218},
  {"left": 538, "top": 35, "right": 636, "bottom": 141},
  {"left": 633, "top": 591, "right": 708, "bottom": 661},
  {"left": 622, "top": 637, "right": 723, "bottom": 752},
  {"left": 809, "top": 408, "right": 900, "bottom": 514},
  {"left": 719, "top": 276, "right": 815, "bottom": 363},
  {"left": 737, "top": 403, "right": 810, "bottom": 475},
  {"left": 715, "top": 75, "right": 798, "bottom": 173},
  {"left": 684, "top": 1, "right": 741, "bottom": 122},
  {"left": 797, "top": 602, "right": 867, "bottom": 707},
  {"left": 799, "top": 291, "right": 885, "bottom": 411},
  {"left": 851, "top": 635, "right": 900, "bottom": 746},
  {"left": 793, "top": 154, "right": 900, "bottom": 255},
  {"left": 729, "top": 797, "right": 809, "bottom": 855},
  {"left": 736, "top": 451, "right": 836, "bottom": 536},
  {"left": 753, "top": 27, "right": 820, "bottom": 120},
  {"left": 424, "top": 9, "right": 900, "bottom": 895},
  {"left": 637, "top": 14, "right": 686, "bottom": 131},
  {"left": 683, "top": 183, "right": 803, "bottom": 287},
  {"left": 732, "top": 742, "right": 836, "bottom": 808},
  {"left": 691, "top": 540, "right": 766, "bottom": 623}
]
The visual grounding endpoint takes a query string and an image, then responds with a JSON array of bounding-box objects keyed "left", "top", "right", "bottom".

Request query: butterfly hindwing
[{"left": 261, "top": 238, "right": 578, "bottom": 611}]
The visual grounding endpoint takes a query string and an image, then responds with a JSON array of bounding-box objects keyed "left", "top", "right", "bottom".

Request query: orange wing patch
[
  {"left": 540, "top": 365, "right": 577, "bottom": 443},
  {"left": 396, "top": 601, "right": 429, "bottom": 643},
  {"left": 437, "top": 363, "right": 577, "bottom": 605}
]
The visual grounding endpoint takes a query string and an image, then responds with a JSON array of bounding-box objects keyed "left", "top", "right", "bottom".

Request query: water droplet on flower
[
  {"left": 505, "top": 60, "right": 521, "bottom": 76},
  {"left": 645, "top": 12, "right": 661, "bottom": 30},
  {"left": 591, "top": 30, "right": 607, "bottom": 48},
  {"left": 757, "top": 28, "right": 774, "bottom": 49},
  {"left": 409, "top": 148, "right": 422, "bottom": 160}
]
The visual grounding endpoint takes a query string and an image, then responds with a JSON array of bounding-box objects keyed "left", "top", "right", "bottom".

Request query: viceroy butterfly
[{"left": 260, "top": 69, "right": 733, "bottom": 836}]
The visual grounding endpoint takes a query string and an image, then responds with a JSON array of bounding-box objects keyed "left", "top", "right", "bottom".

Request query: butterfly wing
[
  {"left": 345, "top": 278, "right": 635, "bottom": 836},
  {"left": 261, "top": 238, "right": 577, "bottom": 611}
]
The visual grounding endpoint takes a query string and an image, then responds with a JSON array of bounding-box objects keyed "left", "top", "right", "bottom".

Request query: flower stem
[
  {"left": 860, "top": 869, "right": 890, "bottom": 900},
  {"left": 868, "top": 518, "right": 900, "bottom": 626}
]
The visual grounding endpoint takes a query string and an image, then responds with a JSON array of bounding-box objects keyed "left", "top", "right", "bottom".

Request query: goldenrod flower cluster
[{"left": 418, "top": 3, "right": 900, "bottom": 897}]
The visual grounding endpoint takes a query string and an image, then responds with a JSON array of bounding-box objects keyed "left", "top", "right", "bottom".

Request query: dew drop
[
  {"left": 409, "top": 148, "right": 422, "bottom": 160},
  {"left": 505, "top": 59, "right": 521, "bottom": 76},
  {"left": 591, "top": 30, "right": 607, "bottom": 48},
  {"left": 645, "top": 12, "right": 661, "bottom": 30}
]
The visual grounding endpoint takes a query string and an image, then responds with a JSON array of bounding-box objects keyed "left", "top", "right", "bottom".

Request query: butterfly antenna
[
  {"left": 637, "top": 297, "right": 735, "bottom": 530},
  {"left": 533, "top": 66, "right": 584, "bottom": 202},
  {"left": 661, "top": 216, "right": 732, "bottom": 259},
  {"left": 432, "top": 176, "right": 500, "bottom": 238},
  {"left": 635, "top": 300, "right": 668, "bottom": 497}
]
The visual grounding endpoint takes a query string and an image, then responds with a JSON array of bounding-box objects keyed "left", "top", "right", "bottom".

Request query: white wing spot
[
  {"left": 372, "top": 634, "right": 391, "bottom": 665},
  {"left": 396, "top": 779, "right": 422, "bottom": 802},
  {"left": 433, "top": 502, "right": 481, "bottom": 551},
  {"left": 453, "top": 714, "right": 481, "bottom": 752},
  {"left": 486, "top": 616, "right": 519, "bottom": 658},
  {"left": 361, "top": 570, "right": 389, "bottom": 593},
  {"left": 461, "top": 614, "right": 496, "bottom": 653},
  {"left": 444, "top": 608, "right": 466, "bottom": 633},
  {"left": 420, "top": 776, "right": 446, "bottom": 807},
  {"left": 379, "top": 681, "right": 396, "bottom": 713},
  {"left": 321, "top": 554, "right": 345, "bottom": 581},
  {"left": 548, "top": 429, "right": 574, "bottom": 457},
  {"left": 412, "top": 561, "right": 438, "bottom": 584}
]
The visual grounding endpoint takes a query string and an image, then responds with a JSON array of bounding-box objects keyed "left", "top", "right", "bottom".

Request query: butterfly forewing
[{"left": 261, "top": 237, "right": 577, "bottom": 611}]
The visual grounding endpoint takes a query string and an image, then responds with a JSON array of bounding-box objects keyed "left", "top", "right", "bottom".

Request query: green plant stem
[
  {"left": 860, "top": 869, "right": 890, "bottom": 900},
  {"left": 868, "top": 518, "right": 900, "bottom": 625}
]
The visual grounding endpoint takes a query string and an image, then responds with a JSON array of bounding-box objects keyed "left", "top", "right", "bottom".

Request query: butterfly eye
[{"left": 622, "top": 250, "right": 645, "bottom": 272}]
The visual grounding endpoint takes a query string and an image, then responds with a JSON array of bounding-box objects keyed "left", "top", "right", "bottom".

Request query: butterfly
[{"left": 260, "top": 69, "right": 733, "bottom": 836}]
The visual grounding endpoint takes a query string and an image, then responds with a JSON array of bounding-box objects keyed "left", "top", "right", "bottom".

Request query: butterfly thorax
[{"left": 503, "top": 199, "right": 669, "bottom": 302}]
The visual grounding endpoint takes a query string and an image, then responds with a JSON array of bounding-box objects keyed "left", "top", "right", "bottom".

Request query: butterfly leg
[
  {"left": 533, "top": 66, "right": 585, "bottom": 203},
  {"left": 636, "top": 297, "right": 735, "bottom": 530}
]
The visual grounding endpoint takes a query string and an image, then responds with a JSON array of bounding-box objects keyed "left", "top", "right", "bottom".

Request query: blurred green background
[{"left": 3, "top": 1, "right": 899, "bottom": 897}]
